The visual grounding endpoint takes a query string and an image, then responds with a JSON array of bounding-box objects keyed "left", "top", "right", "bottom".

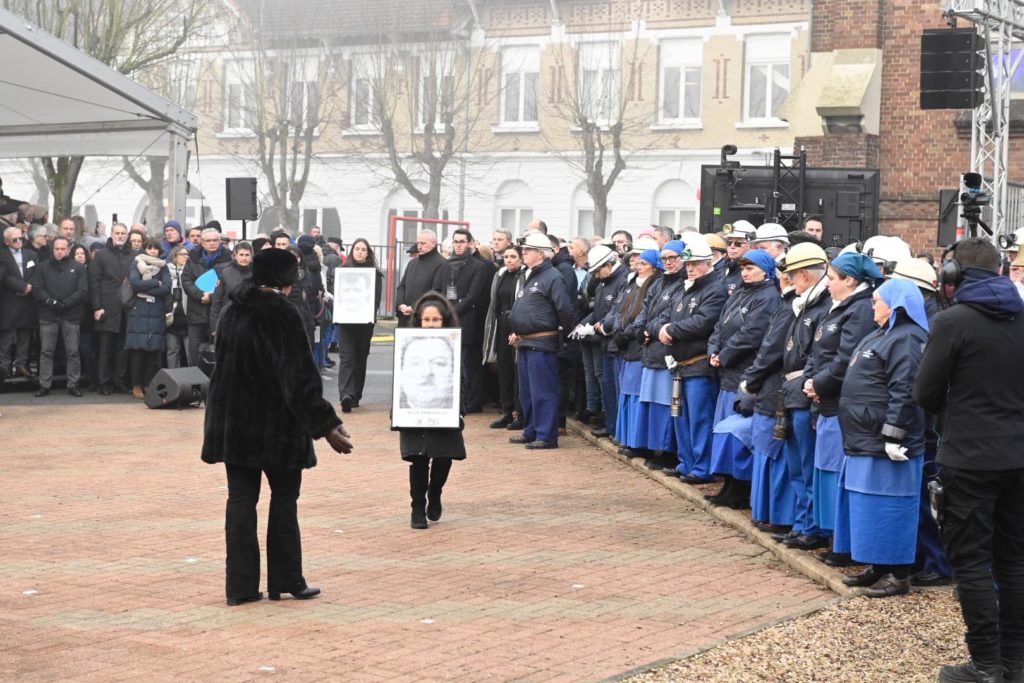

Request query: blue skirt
[
  {"left": 709, "top": 394, "right": 754, "bottom": 479},
  {"left": 814, "top": 415, "right": 845, "bottom": 472},
  {"left": 750, "top": 414, "right": 794, "bottom": 524},
  {"left": 616, "top": 393, "right": 643, "bottom": 448},
  {"left": 812, "top": 468, "right": 839, "bottom": 532},
  {"left": 619, "top": 360, "right": 643, "bottom": 396},
  {"left": 635, "top": 401, "right": 675, "bottom": 452},
  {"left": 832, "top": 456, "right": 924, "bottom": 565}
]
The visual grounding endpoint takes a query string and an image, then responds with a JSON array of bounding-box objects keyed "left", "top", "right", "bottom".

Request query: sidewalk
[{"left": 0, "top": 403, "right": 832, "bottom": 682}]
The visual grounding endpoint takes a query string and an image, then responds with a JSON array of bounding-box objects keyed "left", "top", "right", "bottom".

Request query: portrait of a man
[
  {"left": 333, "top": 268, "right": 375, "bottom": 324},
  {"left": 392, "top": 328, "right": 462, "bottom": 427}
]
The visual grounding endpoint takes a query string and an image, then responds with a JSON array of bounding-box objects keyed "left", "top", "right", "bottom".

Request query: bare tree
[
  {"left": 545, "top": 27, "right": 650, "bottom": 236},
  {"left": 1, "top": 0, "right": 206, "bottom": 220}
]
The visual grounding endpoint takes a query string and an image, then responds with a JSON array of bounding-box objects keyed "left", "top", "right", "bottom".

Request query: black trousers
[
  {"left": 940, "top": 465, "right": 1024, "bottom": 669},
  {"left": 187, "top": 323, "right": 210, "bottom": 371},
  {"left": 96, "top": 328, "right": 128, "bottom": 389},
  {"left": 337, "top": 323, "right": 373, "bottom": 402},
  {"left": 495, "top": 317, "right": 521, "bottom": 416},
  {"left": 224, "top": 464, "right": 305, "bottom": 599},
  {"left": 461, "top": 341, "right": 484, "bottom": 411},
  {"left": 129, "top": 349, "right": 160, "bottom": 389},
  {"left": 557, "top": 355, "right": 579, "bottom": 427}
]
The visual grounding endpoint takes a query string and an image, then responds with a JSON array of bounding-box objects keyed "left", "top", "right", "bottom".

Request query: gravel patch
[{"left": 624, "top": 589, "right": 967, "bottom": 683}]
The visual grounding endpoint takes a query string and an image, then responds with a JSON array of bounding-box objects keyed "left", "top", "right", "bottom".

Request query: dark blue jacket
[
  {"left": 584, "top": 263, "right": 628, "bottom": 353},
  {"left": 551, "top": 249, "right": 580, "bottom": 360},
  {"left": 125, "top": 261, "right": 172, "bottom": 352},
  {"left": 740, "top": 290, "right": 796, "bottom": 415},
  {"left": 840, "top": 319, "right": 927, "bottom": 458},
  {"left": 780, "top": 282, "right": 832, "bottom": 409},
  {"left": 639, "top": 271, "right": 685, "bottom": 369},
  {"left": 707, "top": 279, "right": 781, "bottom": 391},
  {"left": 606, "top": 273, "right": 659, "bottom": 362},
  {"left": 718, "top": 259, "right": 744, "bottom": 298},
  {"left": 509, "top": 259, "right": 576, "bottom": 353},
  {"left": 659, "top": 270, "right": 727, "bottom": 379},
  {"left": 30, "top": 255, "right": 89, "bottom": 323},
  {"left": 805, "top": 287, "right": 875, "bottom": 417}
]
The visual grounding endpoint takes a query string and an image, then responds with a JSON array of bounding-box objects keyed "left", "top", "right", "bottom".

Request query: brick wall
[
  {"left": 797, "top": 133, "right": 880, "bottom": 168},
  {"left": 812, "top": 0, "right": 883, "bottom": 52}
]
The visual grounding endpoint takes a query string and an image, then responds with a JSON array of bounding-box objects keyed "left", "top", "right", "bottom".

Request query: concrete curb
[{"left": 567, "top": 418, "right": 858, "bottom": 599}]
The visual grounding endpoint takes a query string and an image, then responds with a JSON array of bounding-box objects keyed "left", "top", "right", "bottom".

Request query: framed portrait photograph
[
  {"left": 333, "top": 268, "right": 376, "bottom": 324},
  {"left": 391, "top": 327, "right": 462, "bottom": 429}
]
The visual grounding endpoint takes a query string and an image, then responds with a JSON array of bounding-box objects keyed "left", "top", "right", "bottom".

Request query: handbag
[{"left": 118, "top": 278, "right": 134, "bottom": 309}]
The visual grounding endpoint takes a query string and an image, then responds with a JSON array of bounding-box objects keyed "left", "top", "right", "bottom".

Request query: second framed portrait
[{"left": 391, "top": 327, "right": 462, "bottom": 429}]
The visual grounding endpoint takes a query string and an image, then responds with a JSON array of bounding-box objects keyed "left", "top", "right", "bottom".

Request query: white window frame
[
  {"left": 578, "top": 42, "right": 620, "bottom": 127},
  {"left": 347, "top": 55, "right": 379, "bottom": 132},
  {"left": 417, "top": 53, "right": 456, "bottom": 131},
  {"left": 500, "top": 207, "right": 534, "bottom": 231},
  {"left": 742, "top": 34, "right": 791, "bottom": 125},
  {"left": 656, "top": 39, "right": 703, "bottom": 128},
  {"left": 221, "top": 61, "right": 253, "bottom": 137},
  {"left": 497, "top": 46, "right": 540, "bottom": 132},
  {"left": 655, "top": 208, "right": 696, "bottom": 231}
]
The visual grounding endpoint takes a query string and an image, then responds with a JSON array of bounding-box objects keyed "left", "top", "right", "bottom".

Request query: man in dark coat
[
  {"left": 210, "top": 241, "right": 253, "bottom": 334},
  {"left": 913, "top": 238, "right": 1024, "bottom": 683},
  {"left": 395, "top": 229, "right": 450, "bottom": 327},
  {"left": 30, "top": 236, "right": 88, "bottom": 396},
  {"left": 0, "top": 225, "right": 39, "bottom": 381},
  {"left": 446, "top": 228, "right": 492, "bottom": 412},
  {"left": 88, "top": 223, "right": 135, "bottom": 394},
  {"left": 202, "top": 248, "right": 353, "bottom": 607},
  {"left": 181, "top": 227, "right": 233, "bottom": 367}
]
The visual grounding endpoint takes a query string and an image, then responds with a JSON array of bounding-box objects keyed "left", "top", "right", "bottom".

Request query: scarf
[
  {"left": 791, "top": 269, "right": 829, "bottom": 315},
  {"left": 134, "top": 253, "right": 165, "bottom": 303}
]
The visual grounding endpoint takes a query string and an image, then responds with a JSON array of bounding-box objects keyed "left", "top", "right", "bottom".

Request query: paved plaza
[{"left": 0, "top": 397, "right": 833, "bottom": 682}]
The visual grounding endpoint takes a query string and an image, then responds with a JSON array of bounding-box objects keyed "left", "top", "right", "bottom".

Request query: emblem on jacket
[{"left": 688, "top": 299, "right": 697, "bottom": 312}]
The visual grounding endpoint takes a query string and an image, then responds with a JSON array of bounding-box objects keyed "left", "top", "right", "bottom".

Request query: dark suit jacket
[{"left": 0, "top": 245, "right": 39, "bottom": 330}]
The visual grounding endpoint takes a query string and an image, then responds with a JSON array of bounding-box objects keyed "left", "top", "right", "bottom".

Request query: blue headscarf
[
  {"left": 639, "top": 248, "right": 664, "bottom": 270},
  {"left": 662, "top": 239, "right": 686, "bottom": 255},
  {"left": 831, "top": 252, "right": 884, "bottom": 284},
  {"left": 876, "top": 279, "right": 929, "bottom": 333},
  {"left": 739, "top": 249, "right": 778, "bottom": 281}
]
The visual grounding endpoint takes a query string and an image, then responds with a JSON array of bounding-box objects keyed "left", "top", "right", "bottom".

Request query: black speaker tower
[
  {"left": 920, "top": 28, "right": 984, "bottom": 110},
  {"left": 226, "top": 177, "right": 258, "bottom": 221}
]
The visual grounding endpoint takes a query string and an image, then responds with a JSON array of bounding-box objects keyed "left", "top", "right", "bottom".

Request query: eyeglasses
[
  {"left": 8, "top": 236, "right": 22, "bottom": 241},
  {"left": 661, "top": 255, "right": 681, "bottom": 263},
  {"left": 727, "top": 240, "right": 746, "bottom": 247}
]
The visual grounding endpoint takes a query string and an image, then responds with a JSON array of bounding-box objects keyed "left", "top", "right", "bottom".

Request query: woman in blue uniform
[{"left": 834, "top": 279, "right": 929, "bottom": 597}]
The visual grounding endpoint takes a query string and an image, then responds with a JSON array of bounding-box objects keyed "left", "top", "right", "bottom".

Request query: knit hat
[
  {"left": 296, "top": 234, "right": 317, "bottom": 254},
  {"left": 163, "top": 220, "right": 183, "bottom": 238},
  {"left": 252, "top": 248, "right": 299, "bottom": 288},
  {"left": 638, "top": 248, "right": 664, "bottom": 270}
]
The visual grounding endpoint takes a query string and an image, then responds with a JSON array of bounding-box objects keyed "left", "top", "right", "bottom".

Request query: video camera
[{"left": 960, "top": 172, "right": 992, "bottom": 237}]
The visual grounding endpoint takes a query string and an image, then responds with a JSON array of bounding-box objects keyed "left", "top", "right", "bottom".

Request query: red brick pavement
[{"left": 0, "top": 403, "right": 833, "bottom": 682}]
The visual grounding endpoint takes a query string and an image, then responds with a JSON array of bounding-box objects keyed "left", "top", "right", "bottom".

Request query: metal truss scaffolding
[{"left": 944, "top": 0, "right": 1024, "bottom": 238}]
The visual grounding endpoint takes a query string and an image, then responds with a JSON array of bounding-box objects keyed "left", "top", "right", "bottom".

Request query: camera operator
[{"left": 914, "top": 237, "right": 1024, "bottom": 683}]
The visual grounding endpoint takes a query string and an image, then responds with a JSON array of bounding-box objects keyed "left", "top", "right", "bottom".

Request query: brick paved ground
[{"left": 0, "top": 402, "right": 832, "bottom": 682}]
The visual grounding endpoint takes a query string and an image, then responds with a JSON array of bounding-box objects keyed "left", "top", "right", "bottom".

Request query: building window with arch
[
  {"left": 743, "top": 34, "right": 790, "bottom": 124},
  {"left": 652, "top": 180, "right": 696, "bottom": 232},
  {"left": 572, "top": 185, "right": 611, "bottom": 236},
  {"left": 658, "top": 39, "right": 702, "bottom": 125},
  {"left": 495, "top": 180, "right": 534, "bottom": 232},
  {"left": 500, "top": 46, "right": 539, "bottom": 128}
]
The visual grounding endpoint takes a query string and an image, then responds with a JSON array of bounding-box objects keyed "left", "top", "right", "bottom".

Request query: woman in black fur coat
[
  {"left": 202, "top": 248, "right": 353, "bottom": 606},
  {"left": 400, "top": 293, "right": 467, "bottom": 529}
]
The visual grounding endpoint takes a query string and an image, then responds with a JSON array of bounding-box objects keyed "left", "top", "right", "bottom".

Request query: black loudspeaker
[
  {"left": 920, "top": 29, "right": 984, "bottom": 110},
  {"left": 225, "top": 177, "right": 258, "bottom": 221},
  {"left": 144, "top": 367, "right": 210, "bottom": 409}
]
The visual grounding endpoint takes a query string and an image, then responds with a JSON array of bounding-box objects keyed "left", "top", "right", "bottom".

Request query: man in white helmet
[
  {"left": 719, "top": 220, "right": 756, "bottom": 296},
  {"left": 749, "top": 223, "right": 790, "bottom": 262}
]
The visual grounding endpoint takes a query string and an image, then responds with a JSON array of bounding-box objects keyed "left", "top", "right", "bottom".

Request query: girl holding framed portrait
[{"left": 395, "top": 292, "right": 467, "bottom": 529}]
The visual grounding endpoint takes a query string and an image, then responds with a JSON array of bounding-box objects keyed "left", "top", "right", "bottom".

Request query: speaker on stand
[
  {"left": 144, "top": 367, "right": 210, "bottom": 409},
  {"left": 226, "top": 177, "right": 258, "bottom": 239}
]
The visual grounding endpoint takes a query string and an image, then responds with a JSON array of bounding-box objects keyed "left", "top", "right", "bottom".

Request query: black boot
[
  {"left": 720, "top": 479, "right": 752, "bottom": 509},
  {"left": 705, "top": 476, "right": 734, "bottom": 505},
  {"left": 409, "top": 462, "right": 429, "bottom": 529},
  {"left": 427, "top": 458, "right": 452, "bottom": 522}
]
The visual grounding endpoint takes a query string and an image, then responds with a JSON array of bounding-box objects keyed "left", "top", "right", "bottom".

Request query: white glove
[
  {"left": 323, "top": 291, "right": 334, "bottom": 304},
  {"left": 577, "top": 323, "right": 595, "bottom": 338},
  {"left": 884, "top": 442, "right": 909, "bottom": 462}
]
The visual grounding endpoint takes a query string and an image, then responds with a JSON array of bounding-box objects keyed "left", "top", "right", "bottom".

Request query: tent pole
[{"left": 166, "top": 128, "right": 189, "bottom": 225}]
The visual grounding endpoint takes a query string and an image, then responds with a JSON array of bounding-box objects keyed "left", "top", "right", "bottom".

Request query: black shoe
[
  {"left": 1005, "top": 667, "right": 1024, "bottom": 683},
  {"left": 525, "top": 441, "right": 558, "bottom": 450},
  {"left": 426, "top": 496, "right": 442, "bottom": 522},
  {"left": 506, "top": 418, "right": 524, "bottom": 431},
  {"left": 509, "top": 435, "right": 535, "bottom": 444},
  {"left": 862, "top": 573, "right": 911, "bottom": 598},
  {"left": 753, "top": 521, "right": 792, "bottom": 534},
  {"left": 591, "top": 427, "right": 610, "bottom": 438},
  {"left": 842, "top": 566, "right": 883, "bottom": 588},
  {"left": 67, "top": 386, "right": 83, "bottom": 397},
  {"left": 784, "top": 534, "right": 829, "bottom": 550},
  {"left": 98, "top": 385, "right": 112, "bottom": 396},
  {"left": 490, "top": 414, "right": 513, "bottom": 429},
  {"left": 821, "top": 551, "right": 857, "bottom": 568},
  {"left": 680, "top": 474, "right": 716, "bottom": 485},
  {"left": 619, "top": 447, "right": 646, "bottom": 457},
  {"left": 661, "top": 467, "right": 681, "bottom": 476},
  {"left": 340, "top": 395, "right": 353, "bottom": 413},
  {"left": 353, "top": 399, "right": 360, "bottom": 408},
  {"left": 911, "top": 570, "right": 954, "bottom": 587},
  {"left": 590, "top": 413, "right": 606, "bottom": 429},
  {"left": 938, "top": 662, "right": 1004, "bottom": 683},
  {"left": 34, "top": 387, "right": 50, "bottom": 397},
  {"left": 771, "top": 530, "right": 800, "bottom": 543},
  {"left": 226, "top": 592, "right": 263, "bottom": 606},
  {"left": 574, "top": 410, "right": 592, "bottom": 424},
  {"left": 411, "top": 509, "right": 428, "bottom": 529},
  {"left": 268, "top": 586, "right": 320, "bottom": 601}
]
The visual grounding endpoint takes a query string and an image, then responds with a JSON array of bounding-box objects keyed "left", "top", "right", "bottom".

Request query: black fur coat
[{"left": 201, "top": 285, "right": 342, "bottom": 471}]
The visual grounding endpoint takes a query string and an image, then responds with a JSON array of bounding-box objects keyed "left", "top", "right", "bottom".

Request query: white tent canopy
[{"left": 0, "top": 6, "right": 198, "bottom": 220}]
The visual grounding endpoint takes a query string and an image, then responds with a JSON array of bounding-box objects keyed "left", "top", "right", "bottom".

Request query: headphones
[{"left": 938, "top": 242, "right": 962, "bottom": 288}]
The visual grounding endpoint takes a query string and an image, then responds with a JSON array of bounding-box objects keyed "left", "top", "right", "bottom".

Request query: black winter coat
[
  {"left": 640, "top": 271, "right": 685, "bottom": 369},
  {"left": 396, "top": 250, "right": 450, "bottom": 326},
  {"left": 30, "top": 255, "right": 88, "bottom": 323},
  {"left": 181, "top": 246, "right": 232, "bottom": 326},
  {"left": 840, "top": 320, "right": 927, "bottom": 458},
  {"left": 583, "top": 262, "right": 628, "bottom": 354},
  {"left": 780, "top": 283, "right": 832, "bottom": 409},
  {"left": 718, "top": 259, "right": 744, "bottom": 298},
  {"left": 660, "top": 270, "right": 727, "bottom": 378},
  {"left": 399, "top": 422, "right": 467, "bottom": 461},
  {"left": 0, "top": 246, "right": 39, "bottom": 330},
  {"left": 914, "top": 275, "right": 1024, "bottom": 471},
  {"left": 209, "top": 262, "right": 252, "bottom": 334},
  {"left": 446, "top": 252, "right": 492, "bottom": 344},
  {"left": 125, "top": 261, "right": 171, "bottom": 352},
  {"left": 88, "top": 240, "right": 135, "bottom": 333},
  {"left": 805, "top": 287, "right": 875, "bottom": 417},
  {"left": 707, "top": 279, "right": 781, "bottom": 391},
  {"left": 201, "top": 285, "right": 342, "bottom": 471},
  {"left": 509, "top": 259, "right": 576, "bottom": 353},
  {"left": 609, "top": 273, "right": 659, "bottom": 361},
  {"left": 740, "top": 291, "right": 796, "bottom": 415}
]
